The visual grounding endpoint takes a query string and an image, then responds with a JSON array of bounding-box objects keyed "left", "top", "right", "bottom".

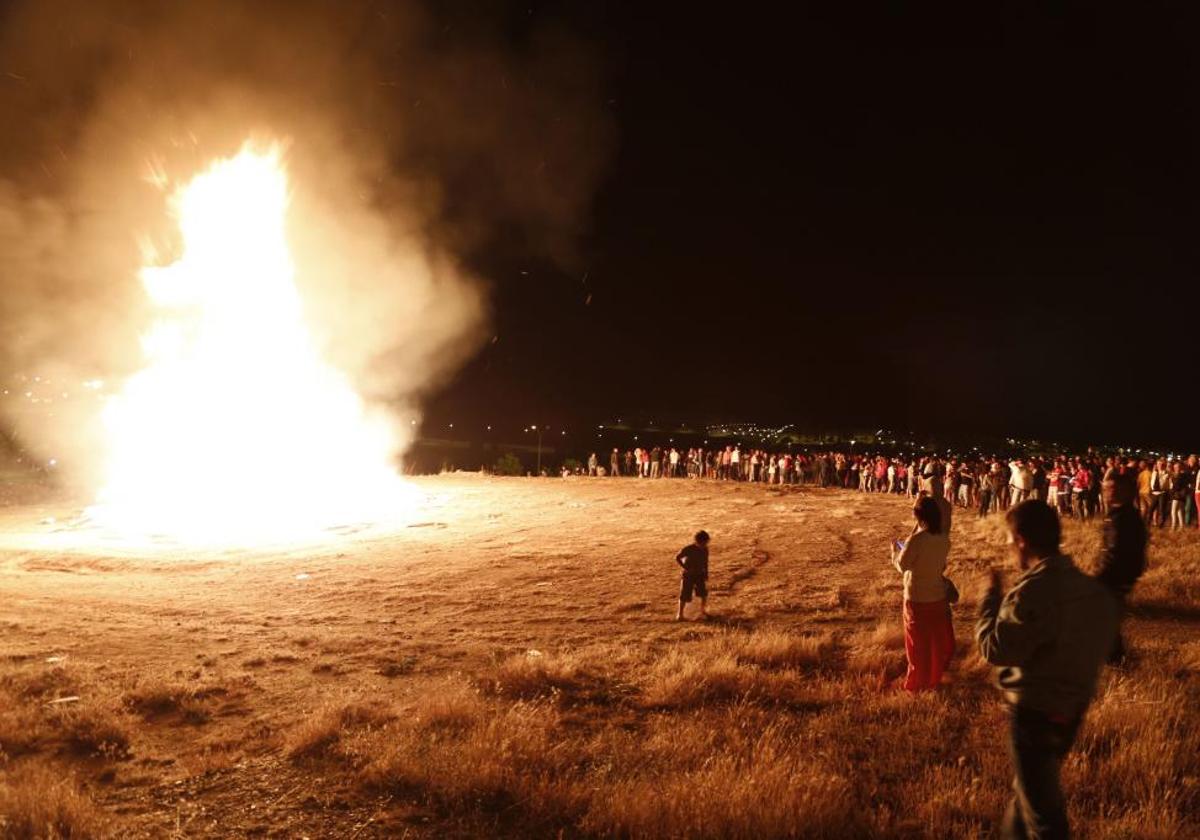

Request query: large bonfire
[{"left": 89, "top": 144, "right": 417, "bottom": 544}]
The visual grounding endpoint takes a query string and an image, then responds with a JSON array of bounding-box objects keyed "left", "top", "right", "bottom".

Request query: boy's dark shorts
[{"left": 679, "top": 574, "right": 707, "bottom": 603}]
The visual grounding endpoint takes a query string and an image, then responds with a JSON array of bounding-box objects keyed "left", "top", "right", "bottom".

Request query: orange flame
[{"left": 90, "top": 145, "right": 418, "bottom": 544}]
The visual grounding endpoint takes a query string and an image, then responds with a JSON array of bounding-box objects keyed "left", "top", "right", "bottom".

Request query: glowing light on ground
[{"left": 88, "top": 144, "right": 419, "bottom": 545}]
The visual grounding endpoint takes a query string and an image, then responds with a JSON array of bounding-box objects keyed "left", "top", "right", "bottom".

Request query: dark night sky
[{"left": 427, "top": 5, "right": 1196, "bottom": 447}]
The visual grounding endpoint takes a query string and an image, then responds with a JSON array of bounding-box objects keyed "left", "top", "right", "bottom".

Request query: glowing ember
[{"left": 89, "top": 144, "right": 417, "bottom": 544}]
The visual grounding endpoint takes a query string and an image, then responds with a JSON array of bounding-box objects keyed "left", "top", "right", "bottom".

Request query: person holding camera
[{"left": 891, "top": 495, "right": 954, "bottom": 691}]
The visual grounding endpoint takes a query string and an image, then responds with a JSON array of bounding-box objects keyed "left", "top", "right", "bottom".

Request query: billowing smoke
[{"left": 0, "top": 0, "right": 611, "bottom": 487}]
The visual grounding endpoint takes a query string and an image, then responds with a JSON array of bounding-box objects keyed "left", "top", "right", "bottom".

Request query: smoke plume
[{"left": 0, "top": 0, "right": 611, "bottom": 485}]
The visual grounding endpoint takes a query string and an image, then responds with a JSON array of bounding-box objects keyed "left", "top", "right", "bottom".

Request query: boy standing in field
[{"left": 674, "top": 530, "right": 711, "bottom": 621}]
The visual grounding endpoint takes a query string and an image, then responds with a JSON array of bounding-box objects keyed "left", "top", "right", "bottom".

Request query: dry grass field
[{"left": 0, "top": 474, "right": 1197, "bottom": 838}]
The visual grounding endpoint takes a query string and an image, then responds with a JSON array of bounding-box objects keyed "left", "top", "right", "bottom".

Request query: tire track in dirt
[
  {"left": 723, "top": 489, "right": 908, "bottom": 625},
  {"left": 722, "top": 542, "right": 771, "bottom": 596}
]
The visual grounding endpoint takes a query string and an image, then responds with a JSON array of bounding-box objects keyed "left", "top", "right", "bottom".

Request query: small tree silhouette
[{"left": 494, "top": 452, "right": 523, "bottom": 476}]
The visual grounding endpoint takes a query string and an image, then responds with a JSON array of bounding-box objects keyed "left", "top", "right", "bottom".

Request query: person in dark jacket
[
  {"left": 1031, "top": 461, "right": 1048, "bottom": 503},
  {"left": 977, "top": 501, "right": 1117, "bottom": 840},
  {"left": 1170, "top": 463, "right": 1194, "bottom": 530},
  {"left": 1095, "top": 472, "right": 1148, "bottom": 665},
  {"left": 674, "top": 530, "right": 711, "bottom": 621}
]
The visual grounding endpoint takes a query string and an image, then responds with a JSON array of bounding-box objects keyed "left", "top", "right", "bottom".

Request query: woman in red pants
[{"left": 891, "top": 495, "right": 954, "bottom": 691}]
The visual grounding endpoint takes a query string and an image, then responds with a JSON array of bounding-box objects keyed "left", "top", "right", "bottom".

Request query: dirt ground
[{"left": 1, "top": 474, "right": 1197, "bottom": 838}]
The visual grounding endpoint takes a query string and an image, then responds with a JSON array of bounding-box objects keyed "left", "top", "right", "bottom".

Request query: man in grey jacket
[{"left": 976, "top": 501, "right": 1118, "bottom": 839}]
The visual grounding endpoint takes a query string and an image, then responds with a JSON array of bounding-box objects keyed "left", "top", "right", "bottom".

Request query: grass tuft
[
  {"left": 0, "top": 763, "right": 109, "bottom": 839},
  {"left": 733, "top": 629, "right": 836, "bottom": 670},
  {"left": 283, "top": 699, "right": 396, "bottom": 761}
]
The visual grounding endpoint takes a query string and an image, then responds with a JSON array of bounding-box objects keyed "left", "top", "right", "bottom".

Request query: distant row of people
[
  {"left": 596, "top": 446, "right": 845, "bottom": 485},
  {"left": 587, "top": 447, "right": 1200, "bottom": 531}
]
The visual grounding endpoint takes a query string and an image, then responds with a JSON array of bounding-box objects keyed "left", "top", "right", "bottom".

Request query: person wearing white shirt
[
  {"left": 891, "top": 495, "right": 954, "bottom": 692},
  {"left": 1195, "top": 466, "right": 1200, "bottom": 530},
  {"left": 1009, "top": 460, "right": 1031, "bottom": 506}
]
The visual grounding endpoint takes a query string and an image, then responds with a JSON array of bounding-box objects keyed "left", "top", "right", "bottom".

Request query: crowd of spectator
[
  {"left": 584, "top": 446, "right": 1200, "bottom": 530},
  {"left": 579, "top": 441, "right": 1163, "bottom": 837}
]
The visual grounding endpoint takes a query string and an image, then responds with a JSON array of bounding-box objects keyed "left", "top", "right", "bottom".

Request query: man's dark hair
[
  {"left": 914, "top": 495, "right": 943, "bottom": 534},
  {"left": 1006, "top": 500, "right": 1061, "bottom": 557},
  {"left": 695, "top": 530, "right": 710, "bottom": 544}
]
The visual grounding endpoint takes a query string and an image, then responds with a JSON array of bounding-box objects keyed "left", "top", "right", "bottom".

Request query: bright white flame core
[{"left": 90, "top": 145, "right": 418, "bottom": 544}]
